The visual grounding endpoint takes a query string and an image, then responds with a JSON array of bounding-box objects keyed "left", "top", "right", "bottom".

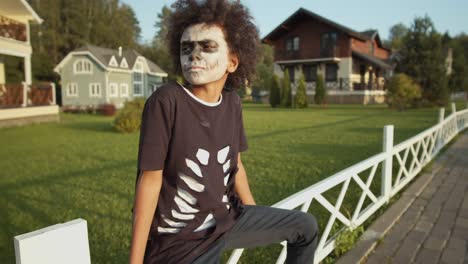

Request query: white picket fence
[{"left": 227, "top": 103, "right": 468, "bottom": 264}]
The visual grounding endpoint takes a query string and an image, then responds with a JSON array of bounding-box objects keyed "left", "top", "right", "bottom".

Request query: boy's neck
[{"left": 188, "top": 74, "right": 228, "bottom": 103}]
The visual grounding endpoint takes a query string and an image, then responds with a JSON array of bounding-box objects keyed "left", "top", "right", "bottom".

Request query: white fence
[{"left": 227, "top": 103, "right": 468, "bottom": 264}]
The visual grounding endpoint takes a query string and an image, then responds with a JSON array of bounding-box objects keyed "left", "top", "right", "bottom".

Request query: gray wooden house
[{"left": 54, "top": 44, "right": 167, "bottom": 109}]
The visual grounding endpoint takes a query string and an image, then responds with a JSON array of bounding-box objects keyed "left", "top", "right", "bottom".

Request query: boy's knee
[{"left": 297, "top": 212, "right": 319, "bottom": 240}]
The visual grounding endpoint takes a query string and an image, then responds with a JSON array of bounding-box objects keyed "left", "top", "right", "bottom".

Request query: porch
[{"left": 0, "top": 83, "right": 59, "bottom": 128}]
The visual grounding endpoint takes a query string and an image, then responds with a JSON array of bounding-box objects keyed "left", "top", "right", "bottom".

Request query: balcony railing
[
  {"left": 0, "top": 83, "right": 56, "bottom": 109},
  {"left": 0, "top": 14, "right": 27, "bottom": 42}
]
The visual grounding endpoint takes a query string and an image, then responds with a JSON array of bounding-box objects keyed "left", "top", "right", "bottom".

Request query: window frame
[
  {"left": 133, "top": 61, "right": 144, "bottom": 96},
  {"left": 109, "top": 83, "right": 118, "bottom": 97},
  {"left": 73, "top": 59, "right": 93, "bottom": 74},
  {"left": 89, "top": 83, "right": 102, "bottom": 97},
  {"left": 66, "top": 83, "right": 78, "bottom": 97},
  {"left": 325, "top": 63, "right": 338, "bottom": 82},
  {"left": 120, "top": 83, "right": 129, "bottom": 97}
]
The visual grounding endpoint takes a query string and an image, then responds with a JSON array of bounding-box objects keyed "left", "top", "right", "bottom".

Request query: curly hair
[{"left": 167, "top": 0, "right": 260, "bottom": 90}]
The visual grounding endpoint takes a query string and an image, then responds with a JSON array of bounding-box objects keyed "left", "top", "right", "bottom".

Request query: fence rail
[{"left": 227, "top": 103, "right": 468, "bottom": 264}]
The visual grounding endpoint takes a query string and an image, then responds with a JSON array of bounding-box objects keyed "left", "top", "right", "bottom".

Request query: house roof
[
  {"left": 0, "top": 0, "right": 43, "bottom": 24},
  {"left": 74, "top": 44, "right": 166, "bottom": 74},
  {"left": 262, "top": 8, "right": 390, "bottom": 51},
  {"left": 352, "top": 50, "right": 393, "bottom": 70}
]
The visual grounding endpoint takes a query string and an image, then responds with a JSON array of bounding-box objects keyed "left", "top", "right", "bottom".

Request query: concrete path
[{"left": 364, "top": 132, "right": 468, "bottom": 264}]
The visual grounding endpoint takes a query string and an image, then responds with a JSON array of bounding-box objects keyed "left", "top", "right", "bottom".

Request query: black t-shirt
[{"left": 135, "top": 81, "right": 248, "bottom": 263}]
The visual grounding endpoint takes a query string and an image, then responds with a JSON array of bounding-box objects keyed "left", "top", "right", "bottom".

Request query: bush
[
  {"left": 385, "top": 73, "right": 422, "bottom": 111},
  {"left": 315, "top": 75, "right": 326, "bottom": 105},
  {"left": 113, "top": 98, "right": 146, "bottom": 133},
  {"left": 295, "top": 73, "right": 308, "bottom": 108},
  {"left": 281, "top": 70, "right": 292, "bottom": 107},
  {"left": 97, "top": 104, "right": 117, "bottom": 116},
  {"left": 269, "top": 74, "right": 281, "bottom": 107}
]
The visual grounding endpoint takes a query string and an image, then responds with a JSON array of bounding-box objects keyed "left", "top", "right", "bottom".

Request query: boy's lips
[{"left": 187, "top": 66, "right": 206, "bottom": 71}]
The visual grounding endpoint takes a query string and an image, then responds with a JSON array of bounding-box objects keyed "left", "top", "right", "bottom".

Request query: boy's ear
[{"left": 227, "top": 53, "right": 239, "bottom": 73}]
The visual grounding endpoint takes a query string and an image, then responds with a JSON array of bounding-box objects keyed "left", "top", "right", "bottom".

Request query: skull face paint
[{"left": 180, "top": 23, "right": 230, "bottom": 85}]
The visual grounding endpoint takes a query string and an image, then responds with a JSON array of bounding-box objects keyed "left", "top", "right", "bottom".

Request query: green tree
[
  {"left": 281, "top": 71, "right": 292, "bottom": 107},
  {"left": 397, "top": 15, "right": 449, "bottom": 106},
  {"left": 385, "top": 74, "right": 422, "bottom": 111},
  {"left": 295, "top": 73, "right": 308, "bottom": 108},
  {"left": 448, "top": 34, "right": 468, "bottom": 95},
  {"left": 314, "top": 75, "right": 326, "bottom": 105},
  {"left": 388, "top": 23, "right": 408, "bottom": 50},
  {"left": 269, "top": 74, "right": 281, "bottom": 107}
]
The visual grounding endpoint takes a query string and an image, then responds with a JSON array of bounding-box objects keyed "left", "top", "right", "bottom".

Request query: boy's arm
[
  {"left": 129, "top": 170, "right": 163, "bottom": 264},
  {"left": 234, "top": 153, "right": 256, "bottom": 205}
]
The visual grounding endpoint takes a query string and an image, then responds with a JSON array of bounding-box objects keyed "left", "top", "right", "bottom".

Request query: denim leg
[{"left": 223, "top": 205, "right": 319, "bottom": 264}]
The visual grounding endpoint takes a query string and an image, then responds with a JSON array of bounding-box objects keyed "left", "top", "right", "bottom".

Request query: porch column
[
  {"left": 0, "top": 56, "right": 5, "bottom": 84},
  {"left": 367, "top": 67, "right": 374, "bottom": 90},
  {"left": 24, "top": 54, "right": 32, "bottom": 85}
]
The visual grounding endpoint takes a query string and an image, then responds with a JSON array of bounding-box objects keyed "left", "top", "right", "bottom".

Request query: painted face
[{"left": 180, "top": 23, "right": 230, "bottom": 85}]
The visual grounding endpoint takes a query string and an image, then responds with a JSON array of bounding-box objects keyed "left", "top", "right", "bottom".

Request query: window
[
  {"left": 320, "top": 32, "right": 338, "bottom": 57},
  {"left": 370, "top": 43, "right": 375, "bottom": 55},
  {"left": 133, "top": 83, "right": 143, "bottom": 96},
  {"left": 133, "top": 61, "right": 144, "bottom": 96},
  {"left": 74, "top": 59, "right": 92, "bottom": 74},
  {"left": 285, "top": 36, "right": 300, "bottom": 52},
  {"left": 109, "top": 83, "right": 118, "bottom": 97},
  {"left": 120, "top": 83, "right": 129, "bottom": 97},
  {"left": 302, "top": 65, "right": 317, "bottom": 82},
  {"left": 66, "top": 83, "right": 78, "bottom": 97},
  {"left": 89, "top": 83, "right": 102, "bottom": 97},
  {"left": 325, "top": 63, "right": 338, "bottom": 81}
]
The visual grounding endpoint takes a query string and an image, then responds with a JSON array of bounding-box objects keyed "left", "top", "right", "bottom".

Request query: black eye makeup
[{"left": 180, "top": 40, "right": 219, "bottom": 55}]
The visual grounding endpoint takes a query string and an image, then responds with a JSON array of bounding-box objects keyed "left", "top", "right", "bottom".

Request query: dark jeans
[{"left": 192, "top": 205, "right": 319, "bottom": 264}]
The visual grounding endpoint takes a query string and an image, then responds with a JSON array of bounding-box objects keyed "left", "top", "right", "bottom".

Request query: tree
[
  {"left": 269, "top": 74, "right": 281, "bottom": 107},
  {"left": 448, "top": 34, "right": 468, "bottom": 96},
  {"left": 397, "top": 15, "right": 449, "bottom": 106},
  {"left": 295, "top": 73, "right": 308, "bottom": 108},
  {"left": 388, "top": 23, "right": 408, "bottom": 50},
  {"left": 281, "top": 70, "right": 292, "bottom": 107},
  {"left": 314, "top": 75, "right": 326, "bottom": 105},
  {"left": 385, "top": 74, "right": 422, "bottom": 111}
]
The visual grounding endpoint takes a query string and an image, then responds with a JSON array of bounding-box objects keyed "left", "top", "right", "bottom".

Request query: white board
[{"left": 14, "top": 218, "right": 91, "bottom": 264}]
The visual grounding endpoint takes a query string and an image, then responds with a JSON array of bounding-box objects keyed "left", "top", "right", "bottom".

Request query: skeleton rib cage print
[{"left": 158, "top": 145, "right": 233, "bottom": 234}]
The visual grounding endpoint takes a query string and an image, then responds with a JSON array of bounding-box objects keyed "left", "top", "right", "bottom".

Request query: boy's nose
[{"left": 189, "top": 45, "right": 202, "bottom": 61}]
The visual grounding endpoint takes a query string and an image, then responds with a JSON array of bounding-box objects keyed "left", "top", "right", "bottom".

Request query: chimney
[{"left": 118, "top": 46, "right": 122, "bottom": 57}]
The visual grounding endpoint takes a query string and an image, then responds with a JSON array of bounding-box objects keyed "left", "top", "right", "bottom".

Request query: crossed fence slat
[{"left": 227, "top": 106, "right": 468, "bottom": 264}]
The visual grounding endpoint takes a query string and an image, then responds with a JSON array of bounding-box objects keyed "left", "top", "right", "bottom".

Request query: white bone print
[
  {"left": 186, "top": 158, "right": 202, "bottom": 177},
  {"left": 196, "top": 148, "right": 210, "bottom": 165},
  {"left": 158, "top": 145, "right": 232, "bottom": 234},
  {"left": 217, "top": 146, "right": 230, "bottom": 164}
]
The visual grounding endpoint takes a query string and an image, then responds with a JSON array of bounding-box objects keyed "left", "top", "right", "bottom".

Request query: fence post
[
  {"left": 451, "top": 102, "right": 456, "bottom": 114},
  {"left": 51, "top": 82, "right": 56, "bottom": 105},
  {"left": 382, "top": 125, "right": 394, "bottom": 202}
]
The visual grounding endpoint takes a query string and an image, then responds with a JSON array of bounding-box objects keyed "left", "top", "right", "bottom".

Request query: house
[
  {"left": 54, "top": 44, "right": 168, "bottom": 109},
  {"left": 263, "top": 8, "right": 395, "bottom": 104},
  {"left": 0, "top": 0, "right": 59, "bottom": 128}
]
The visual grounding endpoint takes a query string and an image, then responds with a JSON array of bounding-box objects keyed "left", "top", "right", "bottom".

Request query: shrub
[
  {"left": 269, "top": 74, "right": 281, "bottom": 107},
  {"left": 295, "top": 73, "right": 308, "bottom": 108},
  {"left": 97, "top": 104, "right": 117, "bottom": 116},
  {"left": 385, "top": 73, "right": 422, "bottom": 111},
  {"left": 281, "top": 70, "right": 292, "bottom": 107},
  {"left": 113, "top": 98, "right": 146, "bottom": 133},
  {"left": 315, "top": 75, "right": 326, "bottom": 105}
]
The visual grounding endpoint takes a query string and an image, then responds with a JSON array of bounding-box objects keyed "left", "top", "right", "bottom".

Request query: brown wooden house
[{"left": 263, "top": 8, "right": 395, "bottom": 104}]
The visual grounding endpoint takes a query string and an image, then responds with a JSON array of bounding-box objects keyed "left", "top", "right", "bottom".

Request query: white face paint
[{"left": 180, "top": 23, "right": 230, "bottom": 85}]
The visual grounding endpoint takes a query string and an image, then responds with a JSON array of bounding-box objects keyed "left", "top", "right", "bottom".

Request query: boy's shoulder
[{"left": 151, "top": 82, "right": 181, "bottom": 99}]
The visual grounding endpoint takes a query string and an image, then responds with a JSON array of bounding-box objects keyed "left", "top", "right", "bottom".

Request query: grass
[{"left": 0, "top": 103, "right": 447, "bottom": 263}]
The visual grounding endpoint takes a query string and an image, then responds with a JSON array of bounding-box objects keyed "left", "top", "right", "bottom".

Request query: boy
[{"left": 130, "top": 1, "right": 318, "bottom": 263}]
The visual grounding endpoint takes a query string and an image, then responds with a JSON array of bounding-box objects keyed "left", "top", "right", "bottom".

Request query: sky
[{"left": 121, "top": 0, "right": 468, "bottom": 44}]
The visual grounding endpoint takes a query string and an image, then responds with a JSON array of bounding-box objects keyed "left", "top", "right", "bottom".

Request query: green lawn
[{"left": 0, "top": 104, "right": 446, "bottom": 263}]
